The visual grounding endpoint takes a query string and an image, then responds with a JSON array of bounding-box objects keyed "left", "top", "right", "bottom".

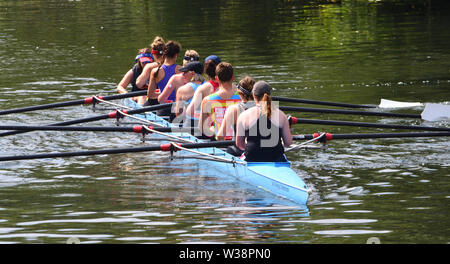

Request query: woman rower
[
  {"left": 174, "top": 63, "right": 206, "bottom": 119},
  {"left": 236, "top": 81, "right": 292, "bottom": 162},
  {"left": 116, "top": 48, "right": 154, "bottom": 105},
  {"left": 158, "top": 61, "right": 204, "bottom": 122},
  {"left": 185, "top": 55, "right": 222, "bottom": 128},
  {"left": 134, "top": 36, "right": 166, "bottom": 104},
  {"left": 146, "top": 40, "right": 181, "bottom": 107},
  {"left": 157, "top": 50, "right": 201, "bottom": 104},
  {"left": 216, "top": 75, "right": 255, "bottom": 156}
]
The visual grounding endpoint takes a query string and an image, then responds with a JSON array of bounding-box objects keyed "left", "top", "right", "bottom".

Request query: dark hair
[
  {"left": 204, "top": 59, "right": 218, "bottom": 80},
  {"left": 215, "top": 62, "right": 233, "bottom": 82},
  {"left": 164, "top": 40, "right": 181, "bottom": 58},
  {"left": 137, "top": 48, "right": 152, "bottom": 70},
  {"left": 237, "top": 75, "right": 255, "bottom": 101}
]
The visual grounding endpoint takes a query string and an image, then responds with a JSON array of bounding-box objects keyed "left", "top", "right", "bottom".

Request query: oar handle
[
  {"left": 273, "top": 96, "right": 376, "bottom": 109},
  {"left": 293, "top": 132, "right": 450, "bottom": 141},
  {"left": 289, "top": 117, "right": 450, "bottom": 131},
  {"left": 0, "top": 103, "right": 172, "bottom": 137},
  {"left": 281, "top": 106, "right": 421, "bottom": 118},
  {"left": 0, "top": 125, "right": 197, "bottom": 134},
  {"left": 0, "top": 140, "right": 234, "bottom": 162},
  {"left": 0, "top": 90, "right": 147, "bottom": 116}
]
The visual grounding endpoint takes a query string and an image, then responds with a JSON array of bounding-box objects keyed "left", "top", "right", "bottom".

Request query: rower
[
  {"left": 145, "top": 40, "right": 181, "bottom": 105},
  {"left": 217, "top": 75, "right": 256, "bottom": 156},
  {"left": 199, "top": 62, "right": 241, "bottom": 139},
  {"left": 158, "top": 61, "right": 204, "bottom": 122},
  {"left": 158, "top": 50, "right": 201, "bottom": 104},
  {"left": 174, "top": 63, "right": 206, "bottom": 119},
  {"left": 185, "top": 55, "right": 221, "bottom": 128},
  {"left": 116, "top": 48, "right": 154, "bottom": 105},
  {"left": 134, "top": 36, "right": 166, "bottom": 104},
  {"left": 236, "top": 81, "right": 292, "bottom": 162}
]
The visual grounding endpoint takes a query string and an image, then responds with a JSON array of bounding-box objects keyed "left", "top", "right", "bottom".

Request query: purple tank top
[{"left": 157, "top": 64, "right": 178, "bottom": 101}]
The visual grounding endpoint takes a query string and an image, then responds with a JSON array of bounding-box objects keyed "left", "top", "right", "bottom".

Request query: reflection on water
[{"left": 0, "top": 0, "right": 449, "bottom": 243}]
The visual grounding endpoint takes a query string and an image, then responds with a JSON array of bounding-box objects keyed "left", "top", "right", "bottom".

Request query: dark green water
[{"left": 0, "top": 0, "right": 449, "bottom": 244}]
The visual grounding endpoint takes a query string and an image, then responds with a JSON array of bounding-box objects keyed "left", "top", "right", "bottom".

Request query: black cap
[
  {"left": 252, "top": 81, "right": 271, "bottom": 97},
  {"left": 179, "top": 61, "right": 204, "bottom": 75}
]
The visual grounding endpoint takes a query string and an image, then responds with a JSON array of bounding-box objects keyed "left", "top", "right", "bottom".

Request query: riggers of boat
[{"left": 123, "top": 98, "right": 311, "bottom": 204}]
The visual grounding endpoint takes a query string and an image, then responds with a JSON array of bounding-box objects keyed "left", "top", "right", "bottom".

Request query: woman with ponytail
[
  {"left": 133, "top": 36, "right": 165, "bottom": 105},
  {"left": 235, "top": 81, "right": 292, "bottom": 162},
  {"left": 146, "top": 40, "right": 181, "bottom": 107}
]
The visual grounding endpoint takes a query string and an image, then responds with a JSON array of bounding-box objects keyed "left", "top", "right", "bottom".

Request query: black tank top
[
  {"left": 131, "top": 64, "right": 143, "bottom": 92},
  {"left": 243, "top": 112, "right": 285, "bottom": 162}
]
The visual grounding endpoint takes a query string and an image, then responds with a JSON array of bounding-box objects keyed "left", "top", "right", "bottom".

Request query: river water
[{"left": 0, "top": 0, "right": 449, "bottom": 244}]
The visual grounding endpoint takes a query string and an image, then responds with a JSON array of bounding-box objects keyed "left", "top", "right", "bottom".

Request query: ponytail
[
  {"left": 261, "top": 93, "right": 272, "bottom": 119},
  {"left": 153, "top": 55, "right": 165, "bottom": 80}
]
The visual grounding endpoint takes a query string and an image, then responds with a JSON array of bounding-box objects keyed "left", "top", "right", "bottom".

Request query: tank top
[
  {"left": 185, "top": 81, "right": 218, "bottom": 122},
  {"left": 131, "top": 64, "right": 148, "bottom": 92},
  {"left": 243, "top": 109, "right": 285, "bottom": 162},
  {"left": 157, "top": 64, "right": 178, "bottom": 101},
  {"left": 205, "top": 91, "right": 241, "bottom": 138},
  {"left": 209, "top": 80, "right": 219, "bottom": 93},
  {"left": 186, "top": 81, "right": 205, "bottom": 104}
]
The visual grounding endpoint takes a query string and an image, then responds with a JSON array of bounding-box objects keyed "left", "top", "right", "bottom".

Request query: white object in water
[
  {"left": 421, "top": 103, "right": 450, "bottom": 122},
  {"left": 379, "top": 99, "right": 423, "bottom": 109}
]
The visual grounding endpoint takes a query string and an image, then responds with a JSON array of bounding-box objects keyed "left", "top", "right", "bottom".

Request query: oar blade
[
  {"left": 378, "top": 99, "right": 423, "bottom": 109},
  {"left": 421, "top": 103, "right": 450, "bottom": 122}
]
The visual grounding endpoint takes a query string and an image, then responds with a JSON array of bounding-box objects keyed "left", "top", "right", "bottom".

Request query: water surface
[{"left": 0, "top": 0, "right": 449, "bottom": 244}]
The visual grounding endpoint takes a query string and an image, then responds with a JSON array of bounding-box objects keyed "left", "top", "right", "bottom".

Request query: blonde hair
[
  {"left": 151, "top": 36, "right": 165, "bottom": 57},
  {"left": 183, "top": 50, "right": 200, "bottom": 66},
  {"left": 190, "top": 73, "right": 205, "bottom": 83},
  {"left": 260, "top": 93, "right": 272, "bottom": 119}
]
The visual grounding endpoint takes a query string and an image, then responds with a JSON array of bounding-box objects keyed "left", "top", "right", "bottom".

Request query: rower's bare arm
[
  {"left": 147, "top": 68, "right": 158, "bottom": 99},
  {"left": 280, "top": 112, "right": 293, "bottom": 147},
  {"left": 186, "top": 85, "right": 204, "bottom": 116},
  {"left": 158, "top": 75, "right": 176, "bottom": 103},
  {"left": 199, "top": 98, "right": 214, "bottom": 137},
  {"left": 136, "top": 63, "right": 153, "bottom": 88},
  {"left": 117, "top": 70, "right": 133, "bottom": 94},
  {"left": 175, "top": 84, "right": 192, "bottom": 116},
  {"left": 235, "top": 113, "right": 246, "bottom": 150}
]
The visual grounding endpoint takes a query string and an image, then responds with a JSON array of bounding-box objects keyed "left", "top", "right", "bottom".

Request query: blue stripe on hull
[{"left": 124, "top": 98, "right": 310, "bottom": 204}]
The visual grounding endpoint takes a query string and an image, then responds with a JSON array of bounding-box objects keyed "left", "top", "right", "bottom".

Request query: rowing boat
[{"left": 123, "top": 98, "right": 311, "bottom": 204}]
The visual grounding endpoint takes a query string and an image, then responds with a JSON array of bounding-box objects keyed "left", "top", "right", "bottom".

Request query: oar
[
  {"left": 293, "top": 131, "right": 450, "bottom": 141},
  {"left": 272, "top": 96, "right": 376, "bottom": 109},
  {"left": 377, "top": 100, "right": 450, "bottom": 121},
  {"left": 280, "top": 106, "right": 421, "bottom": 119},
  {"left": 378, "top": 99, "right": 423, "bottom": 109},
  {"left": 289, "top": 117, "right": 450, "bottom": 132},
  {"left": 0, "top": 103, "right": 172, "bottom": 137},
  {"left": 0, "top": 90, "right": 147, "bottom": 116},
  {"left": 0, "top": 125, "right": 197, "bottom": 134},
  {"left": 0, "top": 140, "right": 234, "bottom": 162}
]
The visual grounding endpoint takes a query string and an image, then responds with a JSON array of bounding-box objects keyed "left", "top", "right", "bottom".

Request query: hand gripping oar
[
  {"left": 0, "top": 140, "right": 234, "bottom": 162},
  {"left": 289, "top": 117, "right": 450, "bottom": 132},
  {"left": 272, "top": 96, "right": 376, "bottom": 109},
  {"left": 0, "top": 90, "right": 147, "bottom": 116},
  {"left": 293, "top": 132, "right": 450, "bottom": 141},
  {"left": 0, "top": 103, "right": 172, "bottom": 137}
]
